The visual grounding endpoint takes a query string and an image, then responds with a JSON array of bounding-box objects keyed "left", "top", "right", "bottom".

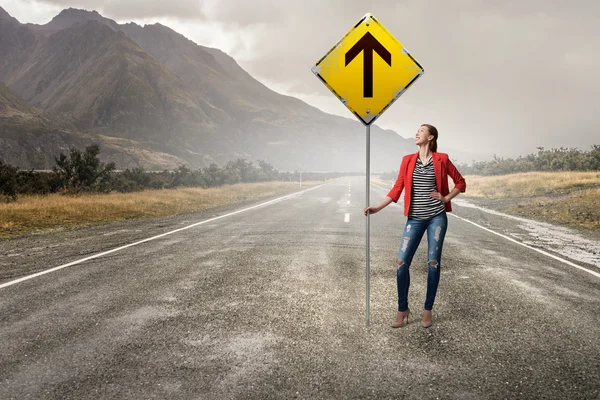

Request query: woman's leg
[
  {"left": 424, "top": 212, "right": 448, "bottom": 311},
  {"left": 396, "top": 218, "right": 427, "bottom": 312}
]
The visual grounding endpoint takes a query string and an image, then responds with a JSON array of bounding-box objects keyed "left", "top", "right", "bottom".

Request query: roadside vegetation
[
  {"left": 455, "top": 171, "right": 600, "bottom": 198},
  {"left": 502, "top": 187, "right": 599, "bottom": 230},
  {"left": 0, "top": 143, "right": 346, "bottom": 202},
  {"left": 379, "top": 145, "right": 600, "bottom": 181},
  {"left": 0, "top": 182, "right": 322, "bottom": 239},
  {"left": 0, "top": 143, "right": 342, "bottom": 238},
  {"left": 376, "top": 145, "right": 600, "bottom": 231},
  {"left": 376, "top": 171, "right": 600, "bottom": 231},
  {"left": 461, "top": 172, "right": 600, "bottom": 230}
]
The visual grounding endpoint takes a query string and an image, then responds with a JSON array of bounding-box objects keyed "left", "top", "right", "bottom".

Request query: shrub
[
  {"left": 0, "top": 159, "right": 18, "bottom": 202},
  {"left": 52, "top": 143, "right": 116, "bottom": 194}
]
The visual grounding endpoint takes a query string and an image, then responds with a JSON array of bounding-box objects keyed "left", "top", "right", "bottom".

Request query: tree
[
  {"left": 589, "top": 145, "right": 600, "bottom": 170},
  {"left": 0, "top": 159, "right": 18, "bottom": 202},
  {"left": 202, "top": 163, "right": 224, "bottom": 187},
  {"left": 53, "top": 144, "right": 116, "bottom": 194},
  {"left": 258, "top": 160, "right": 278, "bottom": 181}
]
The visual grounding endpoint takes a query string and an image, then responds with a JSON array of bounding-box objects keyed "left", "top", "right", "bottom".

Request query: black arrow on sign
[{"left": 345, "top": 32, "right": 392, "bottom": 98}]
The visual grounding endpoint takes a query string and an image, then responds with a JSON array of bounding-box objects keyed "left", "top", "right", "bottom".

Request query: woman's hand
[
  {"left": 364, "top": 206, "right": 380, "bottom": 215},
  {"left": 429, "top": 191, "right": 448, "bottom": 203}
]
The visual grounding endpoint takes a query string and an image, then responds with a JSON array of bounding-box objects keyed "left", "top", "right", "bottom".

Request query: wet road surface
[{"left": 1, "top": 177, "right": 599, "bottom": 399}]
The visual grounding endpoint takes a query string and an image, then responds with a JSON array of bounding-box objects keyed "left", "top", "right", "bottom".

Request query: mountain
[
  {"left": 1, "top": 7, "right": 420, "bottom": 172},
  {"left": 0, "top": 80, "right": 76, "bottom": 169},
  {"left": 0, "top": 81, "right": 191, "bottom": 170},
  {"left": 0, "top": 6, "right": 37, "bottom": 82},
  {"left": 4, "top": 17, "right": 235, "bottom": 154}
]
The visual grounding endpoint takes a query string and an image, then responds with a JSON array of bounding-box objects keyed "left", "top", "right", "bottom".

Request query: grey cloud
[
  {"left": 201, "top": 0, "right": 287, "bottom": 28},
  {"left": 33, "top": 0, "right": 205, "bottom": 20},
  {"left": 27, "top": 0, "right": 99, "bottom": 7},
  {"left": 104, "top": 0, "right": 203, "bottom": 20}
]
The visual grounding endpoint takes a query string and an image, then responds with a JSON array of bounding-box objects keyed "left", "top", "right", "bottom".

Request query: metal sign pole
[{"left": 366, "top": 123, "right": 371, "bottom": 326}]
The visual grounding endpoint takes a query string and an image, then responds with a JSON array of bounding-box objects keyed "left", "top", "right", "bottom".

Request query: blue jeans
[{"left": 396, "top": 211, "right": 448, "bottom": 312}]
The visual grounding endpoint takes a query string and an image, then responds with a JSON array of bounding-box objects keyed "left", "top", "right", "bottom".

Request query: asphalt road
[{"left": 1, "top": 177, "right": 599, "bottom": 399}]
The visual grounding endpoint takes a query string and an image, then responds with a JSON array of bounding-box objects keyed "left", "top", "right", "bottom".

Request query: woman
[{"left": 363, "top": 124, "right": 466, "bottom": 329}]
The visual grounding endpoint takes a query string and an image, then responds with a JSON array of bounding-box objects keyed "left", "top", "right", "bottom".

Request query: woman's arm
[
  {"left": 443, "top": 187, "right": 461, "bottom": 203},
  {"left": 431, "top": 158, "right": 466, "bottom": 203},
  {"left": 447, "top": 158, "right": 466, "bottom": 193},
  {"left": 364, "top": 196, "right": 394, "bottom": 215},
  {"left": 386, "top": 157, "right": 407, "bottom": 203},
  {"left": 365, "top": 156, "right": 407, "bottom": 215}
]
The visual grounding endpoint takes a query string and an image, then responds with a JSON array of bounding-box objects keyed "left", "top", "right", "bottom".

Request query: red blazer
[{"left": 386, "top": 151, "right": 467, "bottom": 216}]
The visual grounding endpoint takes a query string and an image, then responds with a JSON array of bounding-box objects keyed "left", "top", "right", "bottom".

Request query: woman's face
[{"left": 415, "top": 125, "right": 433, "bottom": 146}]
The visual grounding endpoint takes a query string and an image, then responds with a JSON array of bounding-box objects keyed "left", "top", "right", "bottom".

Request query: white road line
[
  {"left": 344, "top": 213, "right": 350, "bottom": 223},
  {"left": 369, "top": 182, "right": 600, "bottom": 279},
  {"left": 448, "top": 213, "right": 600, "bottom": 279},
  {"left": 0, "top": 181, "right": 336, "bottom": 290}
]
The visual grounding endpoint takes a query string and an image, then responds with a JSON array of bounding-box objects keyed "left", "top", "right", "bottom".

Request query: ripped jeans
[{"left": 396, "top": 211, "right": 448, "bottom": 312}]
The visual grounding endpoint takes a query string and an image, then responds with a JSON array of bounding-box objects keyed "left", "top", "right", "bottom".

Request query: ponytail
[{"left": 422, "top": 124, "right": 438, "bottom": 152}]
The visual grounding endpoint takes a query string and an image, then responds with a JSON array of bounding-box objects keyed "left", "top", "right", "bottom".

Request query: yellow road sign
[{"left": 311, "top": 13, "right": 424, "bottom": 125}]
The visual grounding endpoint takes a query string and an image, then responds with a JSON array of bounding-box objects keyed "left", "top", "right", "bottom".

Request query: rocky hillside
[{"left": 0, "top": 82, "right": 189, "bottom": 170}]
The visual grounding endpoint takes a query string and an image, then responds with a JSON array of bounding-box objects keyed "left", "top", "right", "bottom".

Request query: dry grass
[
  {"left": 373, "top": 172, "right": 600, "bottom": 230},
  {"left": 375, "top": 171, "right": 600, "bottom": 198},
  {"left": 460, "top": 171, "right": 600, "bottom": 230},
  {"left": 504, "top": 188, "right": 600, "bottom": 230},
  {"left": 0, "top": 181, "right": 323, "bottom": 239},
  {"left": 461, "top": 171, "right": 600, "bottom": 198}
]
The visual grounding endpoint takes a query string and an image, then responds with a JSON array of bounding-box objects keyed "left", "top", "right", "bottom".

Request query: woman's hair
[{"left": 422, "top": 124, "right": 438, "bottom": 152}]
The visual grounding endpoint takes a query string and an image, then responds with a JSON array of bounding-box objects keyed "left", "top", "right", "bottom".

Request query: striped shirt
[{"left": 407, "top": 155, "right": 446, "bottom": 220}]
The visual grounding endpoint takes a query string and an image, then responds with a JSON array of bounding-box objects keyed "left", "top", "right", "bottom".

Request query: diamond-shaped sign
[{"left": 311, "top": 13, "right": 424, "bottom": 125}]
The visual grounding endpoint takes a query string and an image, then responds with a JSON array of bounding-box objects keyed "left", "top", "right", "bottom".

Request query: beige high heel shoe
[
  {"left": 391, "top": 308, "right": 410, "bottom": 328},
  {"left": 421, "top": 310, "right": 433, "bottom": 328}
]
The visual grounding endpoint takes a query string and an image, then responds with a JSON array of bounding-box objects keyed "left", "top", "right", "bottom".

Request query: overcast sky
[{"left": 3, "top": 0, "right": 600, "bottom": 159}]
